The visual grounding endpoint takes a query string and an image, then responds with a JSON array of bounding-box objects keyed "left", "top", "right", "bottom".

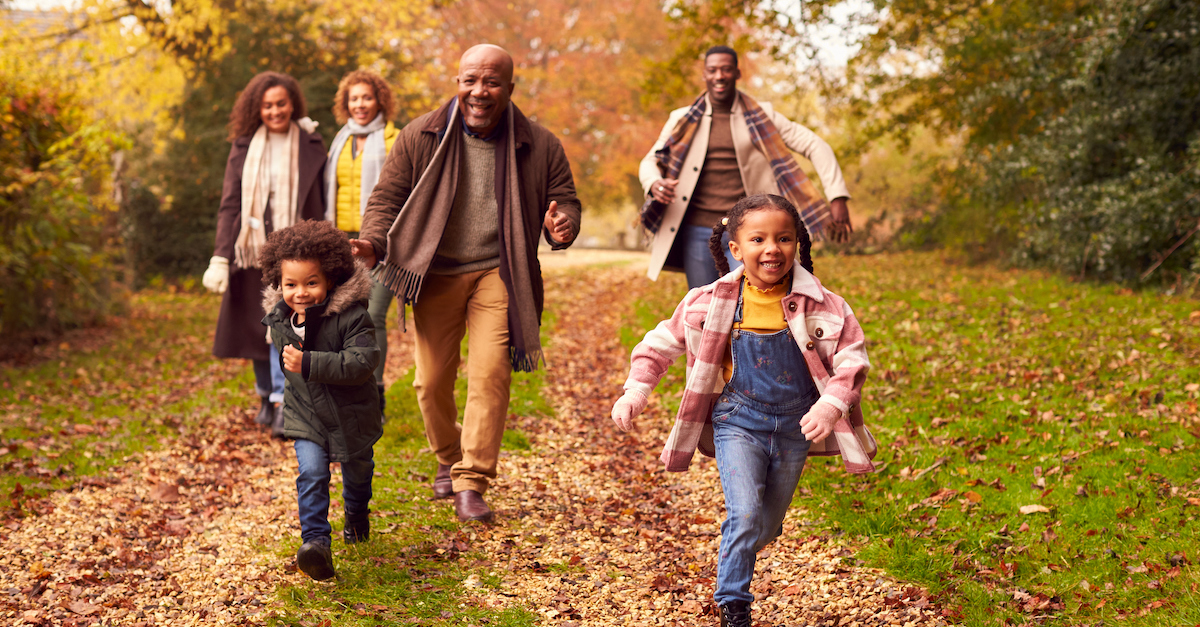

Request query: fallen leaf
[
  {"left": 150, "top": 483, "right": 180, "bottom": 502},
  {"left": 1019, "top": 504, "right": 1051, "bottom": 515},
  {"left": 963, "top": 490, "right": 983, "bottom": 503}
]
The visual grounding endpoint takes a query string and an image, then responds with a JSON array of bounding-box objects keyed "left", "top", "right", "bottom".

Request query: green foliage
[
  {"left": 0, "top": 56, "right": 129, "bottom": 338},
  {"left": 859, "top": 0, "right": 1200, "bottom": 289}
]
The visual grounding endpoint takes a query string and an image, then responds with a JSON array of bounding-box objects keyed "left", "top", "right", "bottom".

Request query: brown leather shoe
[
  {"left": 454, "top": 490, "right": 494, "bottom": 523},
  {"left": 433, "top": 463, "right": 454, "bottom": 499}
]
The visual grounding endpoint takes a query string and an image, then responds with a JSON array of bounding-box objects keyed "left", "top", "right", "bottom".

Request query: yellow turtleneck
[{"left": 723, "top": 277, "right": 790, "bottom": 382}]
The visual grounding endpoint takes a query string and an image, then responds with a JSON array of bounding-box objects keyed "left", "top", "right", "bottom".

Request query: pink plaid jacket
[{"left": 623, "top": 262, "right": 877, "bottom": 473}]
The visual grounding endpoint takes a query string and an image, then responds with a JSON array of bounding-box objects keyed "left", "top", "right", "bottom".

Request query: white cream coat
[{"left": 638, "top": 95, "right": 851, "bottom": 280}]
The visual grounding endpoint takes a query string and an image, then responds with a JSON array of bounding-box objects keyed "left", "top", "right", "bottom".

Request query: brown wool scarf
[{"left": 376, "top": 100, "right": 543, "bottom": 372}]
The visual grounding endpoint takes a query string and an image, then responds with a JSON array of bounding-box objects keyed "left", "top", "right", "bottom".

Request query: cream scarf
[{"left": 235, "top": 121, "right": 300, "bottom": 269}]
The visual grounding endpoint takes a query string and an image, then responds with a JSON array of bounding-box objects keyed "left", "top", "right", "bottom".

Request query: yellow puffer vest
[{"left": 334, "top": 121, "right": 399, "bottom": 232}]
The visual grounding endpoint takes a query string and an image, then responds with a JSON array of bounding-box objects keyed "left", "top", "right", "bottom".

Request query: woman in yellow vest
[{"left": 326, "top": 70, "right": 400, "bottom": 414}]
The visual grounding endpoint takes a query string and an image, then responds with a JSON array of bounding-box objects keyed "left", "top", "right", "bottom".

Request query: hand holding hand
[
  {"left": 800, "top": 399, "right": 843, "bottom": 444},
  {"left": 349, "top": 239, "right": 377, "bottom": 268},
  {"left": 827, "top": 197, "right": 853, "bottom": 243},
  {"left": 202, "top": 256, "right": 230, "bottom": 294},
  {"left": 543, "top": 201, "right": 573, "bottom": 244},
  {"left": 610, "top": 389, "right": 648, "bottom": 432},
  {"left": 650, "top": 178, "right": 678, "bottom": 204},
  {"left": 282, "top": 344, "right": 304, "bottom": 373}
]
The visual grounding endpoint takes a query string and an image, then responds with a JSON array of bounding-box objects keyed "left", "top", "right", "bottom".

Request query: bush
[{"left": 0, "top": 60, "right": 128, "bottom": 340}]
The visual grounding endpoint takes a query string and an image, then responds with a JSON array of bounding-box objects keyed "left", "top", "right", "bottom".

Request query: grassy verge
[
  {"left": 266, "top": 308, "right": 552, "bottom": 626},
  {"left": 622, "top": 252, "right": 1200, "bottom": 626},
  {"left": 0, "top": 288, "right": 246, "bottom": 506}
]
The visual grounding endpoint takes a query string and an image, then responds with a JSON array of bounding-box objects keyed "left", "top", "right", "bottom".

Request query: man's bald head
[
  {"left": 456, "top": 44, "right": 516, "bottom": 137},
  {"left": 459, "top": 44, "right": 514, "bottom": 83}
]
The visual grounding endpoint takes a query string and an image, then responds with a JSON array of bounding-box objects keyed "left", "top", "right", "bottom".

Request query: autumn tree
[{"left": 417, "top": 0, "right": 681, "bottom": 214}]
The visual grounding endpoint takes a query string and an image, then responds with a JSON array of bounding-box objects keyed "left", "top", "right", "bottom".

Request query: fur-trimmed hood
[{"left": 261, "top": 261, "right": 374, "bottom": 317}]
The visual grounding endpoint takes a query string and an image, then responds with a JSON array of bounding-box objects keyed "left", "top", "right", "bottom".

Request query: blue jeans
[
  {"left": 682, "top": 223, "right": 740, "bottom": 289},
  {"left": 294, "top": 438, "right": 375, "bottom": 544},
  {"left": 712, "top": 396, "right": 812, "bottom": 605},
  {"left": 252, "top": 343, "right": 286, "bottom": 403}
]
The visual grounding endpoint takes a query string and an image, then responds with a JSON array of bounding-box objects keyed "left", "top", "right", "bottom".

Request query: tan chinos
[{"left": 412, "top": 268, "right": 511, "bottom": 495}]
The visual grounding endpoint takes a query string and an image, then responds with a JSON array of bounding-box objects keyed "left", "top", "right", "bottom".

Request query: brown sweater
[
  {"left": 685, "top": 101, "right": 745, "bottom": 227},
  {"left": 431, "top": 133, "right": 501, "bottom": 274}
]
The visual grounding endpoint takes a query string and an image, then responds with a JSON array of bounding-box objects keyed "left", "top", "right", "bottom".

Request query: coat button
[
  {"left": 693, "top": 166, "right": 699, "bottom": 171},
  {"left": 669, "top": 226, "right": 675, "bottom": 232},
  {"left": 815, "top": 327, "right": 824, "bottom": 338},
  {"left": 805, "top": 341, "right": 814, "bottom": 350},
  {"left": 682, "top": 196, "right": 688, "bottom": 201},
  {"left": 787, "top": 302, "right": 797, "bottom": 312}
]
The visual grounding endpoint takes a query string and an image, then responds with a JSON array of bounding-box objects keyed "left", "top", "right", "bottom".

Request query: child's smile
[
  {"left": 281, "top": 259, "right": 330, "bottom": 323},
  {"left": 728, "top": 208, "right": 798, "bottom": 290}
]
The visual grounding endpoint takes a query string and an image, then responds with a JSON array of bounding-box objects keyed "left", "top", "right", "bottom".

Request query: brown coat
[
  {"left": 212, "top": 128, "right": 327, "bottom": 360},
  {"left": 359, "top": 100, "right": 581, "bottom": 319}
]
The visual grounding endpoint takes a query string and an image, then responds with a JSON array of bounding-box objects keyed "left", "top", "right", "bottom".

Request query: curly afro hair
[
  {"left": 227, "top": 71, "right": 307, "bottom": 141},
  {"left": 332, "top": 70, "right": 397, "bottom": 125},
  {"left": 708, "top": 193, "right": 814, "bottom": 277},
  {"left": 259, "top": 220, "right": 356, "bottom": 290}
]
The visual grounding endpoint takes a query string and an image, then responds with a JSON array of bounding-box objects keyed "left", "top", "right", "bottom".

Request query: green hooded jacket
[{"left": 261, "top": 264, "right": 382, "bottom": 461}]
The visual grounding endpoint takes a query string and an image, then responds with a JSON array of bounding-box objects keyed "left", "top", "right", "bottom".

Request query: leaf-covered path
[{"left": 1, "top": 257, "right": 947, "bottom": 626}]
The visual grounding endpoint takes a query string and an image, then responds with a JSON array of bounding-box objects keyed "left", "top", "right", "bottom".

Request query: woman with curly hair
[
  {"left": 259, "top": 219, "right": 382, "bottom": 580},
  {"left": 325, "top": 69, "right": 400, "bottom": 414},
  {"left": 202, "top": 71, "right": 328, "bottom": 437}
]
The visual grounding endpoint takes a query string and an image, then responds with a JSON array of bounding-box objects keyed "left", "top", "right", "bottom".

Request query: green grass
[
  {"left": 623, "top": 252, "right": 1200, "bottom": 626},
  {"left": 0, "top": 288, "right": 245, "bottom": 505}
]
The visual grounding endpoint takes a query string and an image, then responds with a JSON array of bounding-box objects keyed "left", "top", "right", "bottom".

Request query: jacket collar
[
  {"left": 419, "top": 97, "right": 534, "bottom": 150},
  {"left": 262, "top": 261, "right": 375, "bottom": 319}
]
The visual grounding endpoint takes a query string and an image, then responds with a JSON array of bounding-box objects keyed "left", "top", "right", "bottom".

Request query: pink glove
[
  {"left": 800, "top": 399, "right": 844, "bottom": 443},
  {"left": 610, "top": 389, "right": 648, "bottom": 432}
]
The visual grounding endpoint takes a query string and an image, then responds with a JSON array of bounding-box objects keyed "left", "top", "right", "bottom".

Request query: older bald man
[{"left": 353, "top": 44, "right": 581, "bottom": 523}]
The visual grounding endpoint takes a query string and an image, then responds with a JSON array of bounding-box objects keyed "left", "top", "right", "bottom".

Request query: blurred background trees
[{"left": 2, "top": 0, "right": 1198, "bottom": 339}]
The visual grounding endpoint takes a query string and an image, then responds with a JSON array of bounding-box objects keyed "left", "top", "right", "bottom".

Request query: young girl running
[
  {"left": 610, "top": 193, "right": 877, "bottom": 626},
  {"left": 260, "top": 220, "right": 382, "bottom": 580}
]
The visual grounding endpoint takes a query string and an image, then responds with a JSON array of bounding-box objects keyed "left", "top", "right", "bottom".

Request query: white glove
[
  {"left": 202, "top": 256, "right": 230, "bottom": 294},
  {"left": 610, "top": 389, "right": 648, "bottom": 432},
  {"left": 800, "top": 399, "right": 844, "bottom": 444}
]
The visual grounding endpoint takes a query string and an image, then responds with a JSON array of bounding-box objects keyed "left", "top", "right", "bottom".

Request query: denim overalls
[{"left": 712, "top": 281, "right": 818, "bottom": 605}]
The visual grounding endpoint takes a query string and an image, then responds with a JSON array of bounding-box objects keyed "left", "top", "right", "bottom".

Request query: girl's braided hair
[
  {"left": 259, "top": 220, "right": 356, "bottom": 289},
  {"left": 707, "top": 193, "right": 814, "bottom": 276}
]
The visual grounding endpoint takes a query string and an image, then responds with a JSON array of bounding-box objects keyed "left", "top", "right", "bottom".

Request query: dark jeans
[{"left": 293, "top": 438, "right": 374, "bottom": 544}]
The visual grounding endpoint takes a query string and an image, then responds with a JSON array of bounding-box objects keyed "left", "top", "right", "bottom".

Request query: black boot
[
  {"left": 719, "top": 600, "right": 751, "bottom": 627},
  {"left": 254, "top": 396, "right": 272, "bottom": 426},
  {"left": 344, "top": 512, "right": 370, "bottom": 544},
  {"left": 269, "top": 403, "right": 286, "bottom": 439},
  {"left": 296, "top": 539, "right": 335, "bottom": 580}
]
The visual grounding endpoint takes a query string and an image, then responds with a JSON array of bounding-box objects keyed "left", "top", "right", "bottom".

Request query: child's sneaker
[{"left": 296, "top": 539, "right": 335, "bottom": 580}]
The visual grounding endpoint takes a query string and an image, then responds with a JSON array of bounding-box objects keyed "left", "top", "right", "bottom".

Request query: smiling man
[
  {"left": 353, "top": 44, "right": 581, "bottom": 523},
  {"left": 639, "top": 46, "right": 853, "bottom": 289}
]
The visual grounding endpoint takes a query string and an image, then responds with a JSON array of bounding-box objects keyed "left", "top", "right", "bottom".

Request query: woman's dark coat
[
  {"left": 212, "top": 127, "right": 327, "bottom": 361},
  {"left": 261, "top": 264, "right": 382, "bottom": 461}
]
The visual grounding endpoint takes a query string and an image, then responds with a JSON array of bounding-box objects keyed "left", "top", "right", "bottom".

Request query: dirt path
[{"left": 1, "top": 258, "right": 946, "bottom": 627}]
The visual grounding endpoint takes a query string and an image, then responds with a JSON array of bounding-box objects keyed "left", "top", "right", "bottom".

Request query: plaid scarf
[{"left": 643, "top": 91, "right": 832, "bottom": 239}]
